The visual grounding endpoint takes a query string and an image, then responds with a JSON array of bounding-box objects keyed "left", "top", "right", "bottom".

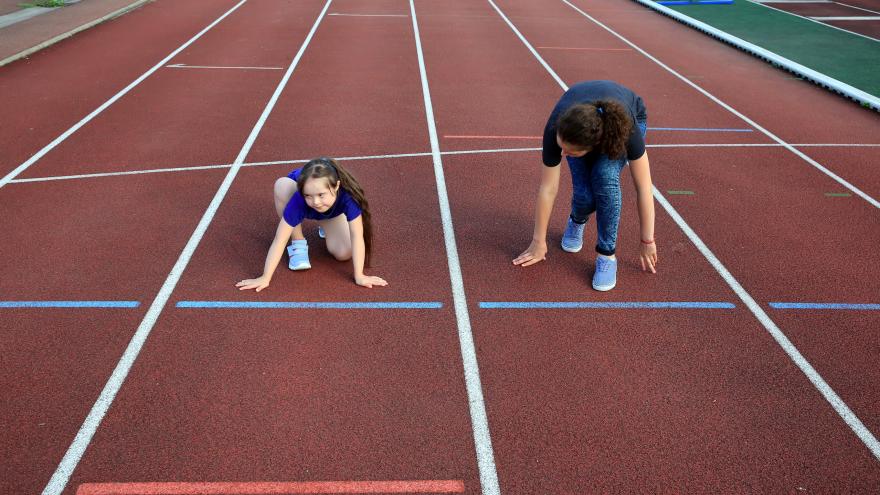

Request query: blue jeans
[{"left": 565, "top": 120, "right": 647, "bottom": 256}]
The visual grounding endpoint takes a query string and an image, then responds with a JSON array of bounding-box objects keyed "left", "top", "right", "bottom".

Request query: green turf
[{"left": 664, "top": 0, "right": 880, "bottom": 97}]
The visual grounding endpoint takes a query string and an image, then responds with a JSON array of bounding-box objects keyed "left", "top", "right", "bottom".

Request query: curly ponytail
[
  {"left": 297, "top": 157, "right": 373, "bottom": 266},
  {"left": 594, "top": 100, "right": 631, "bottom": 159},
  {"left": 557, "top": 99, "right": 633, "bottom": 159}
]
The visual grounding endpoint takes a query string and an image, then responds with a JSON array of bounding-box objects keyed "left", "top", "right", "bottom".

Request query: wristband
[{"left": 641, "top": 238, "right": 654, "bottom": 245}]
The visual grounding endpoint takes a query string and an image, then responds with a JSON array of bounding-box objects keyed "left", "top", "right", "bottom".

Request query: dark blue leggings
[{"left": 565, "top": 120, "right": 647, "bottom": 256}]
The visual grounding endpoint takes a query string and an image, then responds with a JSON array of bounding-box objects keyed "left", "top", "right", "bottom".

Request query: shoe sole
[
  {"left": 561, "top": 243, "right": 583, "bottom": 253},
  {"left": 592, "top": 281, "right": 615, "bottom": 291},
  {"left": 289, "top": 262, "right": 311, "bottom": 271}
]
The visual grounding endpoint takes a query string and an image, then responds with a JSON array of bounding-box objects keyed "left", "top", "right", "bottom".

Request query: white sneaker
[{"left": 287, "top": 240, "right": 311, "bottom": 270}]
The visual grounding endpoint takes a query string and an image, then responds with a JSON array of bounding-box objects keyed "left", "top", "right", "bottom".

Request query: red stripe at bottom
[{"left": 77, "top": 480, "right": 466, "bottom": 495}]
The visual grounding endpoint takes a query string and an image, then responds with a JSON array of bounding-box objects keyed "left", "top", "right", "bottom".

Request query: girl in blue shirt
[{"left": 237, "top": 157, "right": 387, "bottom": 290}]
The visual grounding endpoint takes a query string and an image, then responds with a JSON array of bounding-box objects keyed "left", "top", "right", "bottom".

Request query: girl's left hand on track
[
  {"left": 236, "top": 276, "right": 271, "bottom": 292},
  {"left": 355, "top": 274, "right": 388, "bottom": 288},
  {"left": 639, "top": 242, "right": 658, "bottom": 273}
]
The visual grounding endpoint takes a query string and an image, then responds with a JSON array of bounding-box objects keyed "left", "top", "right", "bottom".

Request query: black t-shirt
[{"left": 542, "top": 80, "right": 648, "bottom": 166}]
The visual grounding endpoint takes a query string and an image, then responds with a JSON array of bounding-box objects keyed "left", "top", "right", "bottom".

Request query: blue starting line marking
[
  {"left": 770, "top": 303, "right": 880, "bottom": 310},
  {"left": 176, "top": 301, "right": 443, "bottom": 309},
  {"left": 480, "top": 301, "right": 735, "bottom": 309},
  {"left": 0, "top": 301, "right": 140, "bottom": 308},
  {"left": 649, "top": 126, "right": 751, "bottom": 132}
]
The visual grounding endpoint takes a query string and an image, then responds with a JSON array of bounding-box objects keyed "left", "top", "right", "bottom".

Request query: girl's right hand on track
[
  {"left": 355, "top": 274, "right": 388, "bottom": 289},
  {"left": 236, "top": 275, "right": 270, "bottom": 292},
  {"left": 513, "top": 240, "right": 548, "bottom": 267}
]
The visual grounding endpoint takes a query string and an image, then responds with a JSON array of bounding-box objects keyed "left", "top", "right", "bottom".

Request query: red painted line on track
[{"left": 76, "top": 480, "right": 465, "bottom": 494}]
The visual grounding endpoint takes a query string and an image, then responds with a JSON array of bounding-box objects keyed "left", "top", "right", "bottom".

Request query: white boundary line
[
  {"left": 486, "top": 0, "right": 880, "bottom": 462},
  {"left": 0, "top": 0, "right": 250, "bottom": 190},
  {"left": 8, "top": 143, "right": 880, "bottom": 184},
  {"left": 409, "top": 2, "right": 501, "bottom": 494},
  {"left": 40, "top": 2, "right": 334, "bottom": 494},
  {"left": 835, "top": 1, "right": 880, "bottom": 15},
  {"left": 620, "top": 1, "right": 880, "bottom": 208},
  {"left": 810, "top": 16, "right": 880, "bottom": 20},
  {"left": 747, "top": 0, "right": 880, "bottom": 42}
]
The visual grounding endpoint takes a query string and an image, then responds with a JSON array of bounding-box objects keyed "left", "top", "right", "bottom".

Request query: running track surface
[{"left": 1, "top": 0, "right": 879, "bottom": 494}]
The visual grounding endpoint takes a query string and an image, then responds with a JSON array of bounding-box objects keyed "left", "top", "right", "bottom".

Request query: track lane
[
  {"left": 12, "top": 0, "right": 327, "bottom": 179},
  {"left": 2, "top": 1, "right": 348, "bottom": 494},
  {"left": 0, "top": 171, "right": 227, "bottom": 300},
  {"left": 419, "top": 0, "right": 880, "bottom": 490},
  {"left": 61, "top": 310, "right": 479, "bottom": 492},
  {"left": 248, "top": 0, "right": 428, "bottom": 162},
  {"left": 0, "top": 0, "right": 243, "bottom": 178},
  {"left": 55, "top": 0, "right": 484, "bottom": 493},
  {"left": 0, "top": 311, "right": 143, "bottom": 495},
  {"left": 172, "top": 158, "right": 452, "bottom": 303}
]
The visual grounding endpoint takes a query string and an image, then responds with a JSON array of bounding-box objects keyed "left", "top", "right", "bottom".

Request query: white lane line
[
  {"left": 487, "top": 0, "right": 880, "bottom": 462},
  {"left": 39, "top": 2, "right": 334, "bottom": 494},
  {"left": 8, "top": 143, "right": 880, "bottom": 184},
  {"left": 11, "top": 164, "right": 236, "bottom": 183},
  {"left": 0, "top": 1, "right": 250, "bottom": 190},
  {"left": 747, "top": 0, "right": 880, "bottom": 43},
  {"left": 809, "top": 15, "right": 880, "bottom": 20},
  {"left": 753, "top": 0, "right": 831, "bottom": 3},
  {"left": 166, "top": 63, "right": 285, "bottom": 70},
  {"left": 653, "top": 188, "right": 880, "bottom": 463},
  {"left": 329, "top": 12, "right": 408, "bottom": 17},
  {"left": 609, "top": 0, "right": 880, "bottom": 208},
  {"left": 410, "top": 2, "right": 501, "bottom": 495},
  {"left": 834, "top": 2, "right": 880, "bottom": 15}
]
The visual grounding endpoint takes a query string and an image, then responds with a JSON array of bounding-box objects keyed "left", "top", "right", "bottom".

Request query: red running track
[{"left": 1, "top": 0, "right": 878, "bottom": 493}]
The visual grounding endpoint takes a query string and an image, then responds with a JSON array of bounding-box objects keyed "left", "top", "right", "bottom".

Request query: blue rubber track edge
[
  {"left": 0, "top": 301, "right": 140, "bottom": 308},
  {"left": 480, "top": 301, "right": 736, "bottom": 309},
  {"left": 770, "top": 302, "right": 880, "bottom": 310}
]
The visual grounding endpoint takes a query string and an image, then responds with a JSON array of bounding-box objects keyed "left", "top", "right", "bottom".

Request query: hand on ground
[
  {"left": 639, "top": 242, "right": 658, "bottom": 273},
  {"left": 236, "top": 276, "right": 270, "bottom": 292},
  {"left": 356, "top": 274, "right": 388, "bottom": 288},
  {"left": 513, "top": 240, "right": 548, "bottom": 267}
]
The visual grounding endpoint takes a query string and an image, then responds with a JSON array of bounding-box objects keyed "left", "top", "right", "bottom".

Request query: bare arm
[
  {"left": 629, "top": 151, "right": 658, "bottom": 273},
  {"left": 349, "top": 215, "right": 387, "bottom": 288},
  {"left": 236, "top": 219, "right": 294, "bottom": 291},
  {"left": 513, "top": 164, "right": 561, "bottom": 267}
]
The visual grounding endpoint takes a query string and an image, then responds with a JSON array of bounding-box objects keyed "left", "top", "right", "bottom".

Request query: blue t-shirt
[
  {"left": 542, "top": 80, "right": 648, "bottom": 166},
  {"left": 282, "top": 168, "right": 362, "bottom": 227}
]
